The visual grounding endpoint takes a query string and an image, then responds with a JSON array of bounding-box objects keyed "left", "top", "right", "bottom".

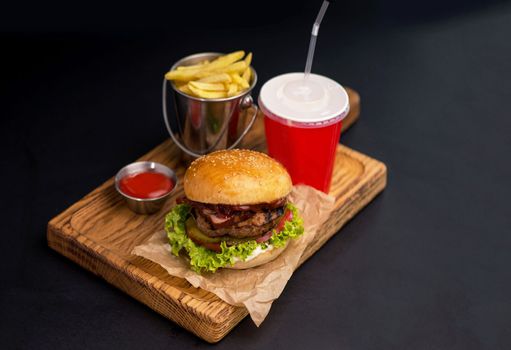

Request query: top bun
[{"left": 184, "top": 149, "right": 292, "bottom": 205}]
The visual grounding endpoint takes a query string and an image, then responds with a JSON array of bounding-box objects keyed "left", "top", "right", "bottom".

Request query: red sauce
[{"left": 119, "top": 171, "right": 174, "bottom": 199}]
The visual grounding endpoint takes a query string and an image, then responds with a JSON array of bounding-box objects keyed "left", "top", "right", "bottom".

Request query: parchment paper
[{"left": 132, "top": 185, "right": 335, "bottom": 326}]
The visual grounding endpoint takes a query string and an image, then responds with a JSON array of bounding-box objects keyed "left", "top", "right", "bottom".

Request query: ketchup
[{"left": 119, "top": 171, "right": 174, "bottom": 199}]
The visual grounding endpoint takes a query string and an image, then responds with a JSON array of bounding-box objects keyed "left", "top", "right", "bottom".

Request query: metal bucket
[{"left": 162, "top": 52, "right": 258, "bottom": 158}]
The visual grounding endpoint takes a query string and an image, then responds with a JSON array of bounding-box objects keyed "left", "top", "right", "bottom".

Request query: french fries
[
  {"left": 226, "top": 83, "right": 239, "bottom": 97},
  {"left": 176, "top": 60, "right": 210, "bottom": 70},
  {"left": 230, "top": 73, "right": 249, "bottom": 89},
  {"left": 242, "top": 66, "right": 251, "bottom": 83},
  {"left": 244, "top": 52, "right": 252, "bottom": 67},
  {"left": 189, "top": 81, "right": 225, "bottom": 91},
  {"left": 188, "top": 85, "right": 227, "bottom": 99},
  {"left": 166, "top": 51, "right": 253, "bottom": 99},
  {"left": 197, "top": 73, "right": 231, "bottom": 83}
]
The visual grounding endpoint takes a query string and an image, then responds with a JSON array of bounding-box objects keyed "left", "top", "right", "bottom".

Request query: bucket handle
[{"left": 162, "top": 78, "right": 258, "bottom": 158}]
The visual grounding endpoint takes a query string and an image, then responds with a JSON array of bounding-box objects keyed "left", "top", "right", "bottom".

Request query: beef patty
[{"left": 195, "top": 206, "right": 285, "bottom": 238}]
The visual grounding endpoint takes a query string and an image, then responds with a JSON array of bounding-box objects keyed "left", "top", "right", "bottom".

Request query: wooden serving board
[{"left": 47, "top": 88, "right": 386, "bottom": 343}]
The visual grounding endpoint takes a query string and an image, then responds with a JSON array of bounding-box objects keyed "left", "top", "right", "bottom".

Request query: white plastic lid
[{"left": 259, "top": 72, "right": 349, "bottom": 124}]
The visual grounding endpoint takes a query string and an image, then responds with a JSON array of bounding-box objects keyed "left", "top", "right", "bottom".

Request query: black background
[{"left": 2, "top": 0, "right": 511, "bottom": 349}]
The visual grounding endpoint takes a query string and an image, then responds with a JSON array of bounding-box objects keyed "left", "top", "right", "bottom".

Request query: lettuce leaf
[
  {"left": 165, "top": 203, "right": 304, "bottom": 273},
  {"left": 269, "top": 202, "right": 304, "bottom": 248}
]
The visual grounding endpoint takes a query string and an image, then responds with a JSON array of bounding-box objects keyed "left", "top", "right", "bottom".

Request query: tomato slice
[
  {"left": 275, "top": 209, "right": 293, "bottom": 233},
  {"left": 256, "top": 209, "right": 293, "bottom": 243}
]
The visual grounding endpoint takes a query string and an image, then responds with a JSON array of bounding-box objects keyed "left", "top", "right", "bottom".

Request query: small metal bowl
[{"left": 114, "top": 161, "right": 178, "bottom": 214}]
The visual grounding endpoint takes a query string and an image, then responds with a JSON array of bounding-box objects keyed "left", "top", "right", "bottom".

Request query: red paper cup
[{"left": 259, "top": 73, "right": 349, "bottom": 193}]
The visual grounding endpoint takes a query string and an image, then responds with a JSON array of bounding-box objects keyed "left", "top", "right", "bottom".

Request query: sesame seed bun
[{"left": 184, "top": 149, "right": 292, "bottom": 205}]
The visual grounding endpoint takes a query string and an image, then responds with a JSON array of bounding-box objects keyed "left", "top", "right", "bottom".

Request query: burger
[{"left": 165, "top": 149, "right": 304, "bottom": 273}]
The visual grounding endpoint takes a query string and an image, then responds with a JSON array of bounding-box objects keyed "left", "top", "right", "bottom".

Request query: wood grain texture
[{"left": 47, "top": 87, "right": 386, "bottom": 343}]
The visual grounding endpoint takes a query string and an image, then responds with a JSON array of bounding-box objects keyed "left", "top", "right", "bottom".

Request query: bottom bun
[{"left": 224, "top": 241, "right": 289, "bottom": 270}]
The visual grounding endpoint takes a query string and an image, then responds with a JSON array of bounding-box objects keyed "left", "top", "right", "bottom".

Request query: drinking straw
[{"left": 304, "top": 0, "right": 330, "bottom": 79}]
